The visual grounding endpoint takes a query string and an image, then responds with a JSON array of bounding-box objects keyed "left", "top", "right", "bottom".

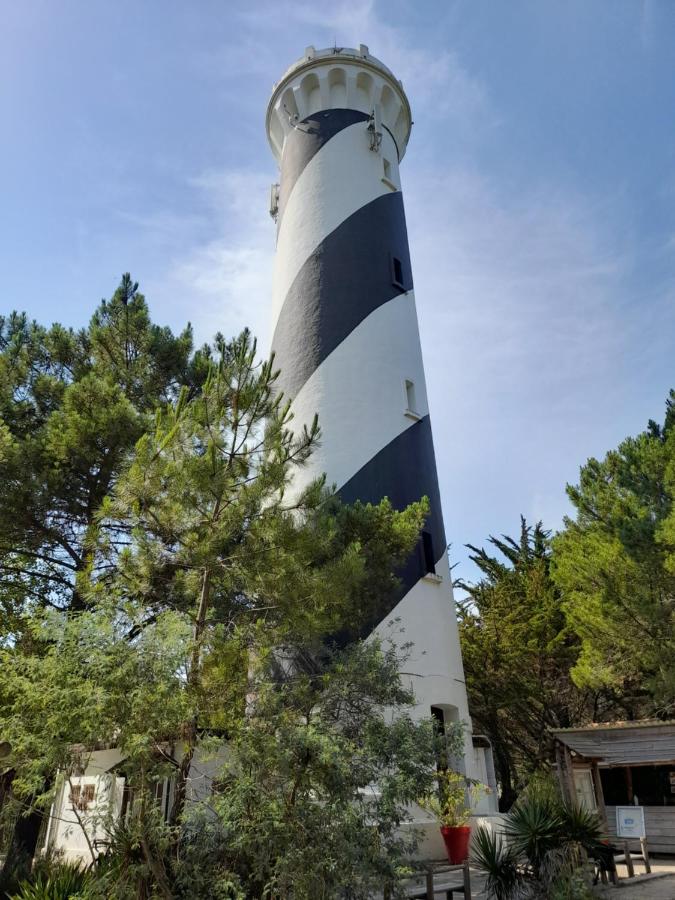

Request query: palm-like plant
[
  {"left": 471, "top": 827, "right": 521, "bottom": 900},
  {"left": 472, "top": 792, "right": 601, "bottom": 899},
  {"left": 8, "top": 860, "right": 96, "bottom": 900},
  {"left": 559, "top": 800, "right": 607, "bottom": 856}
]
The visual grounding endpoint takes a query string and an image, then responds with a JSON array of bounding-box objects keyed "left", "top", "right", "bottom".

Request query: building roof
[{"left": 551, "top": 721, "right": 675, "bottom": 767}]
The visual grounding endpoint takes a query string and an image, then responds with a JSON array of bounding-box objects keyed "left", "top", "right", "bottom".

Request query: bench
[{"left": 383, "top": 861, "right": 471, "bottom": 899}]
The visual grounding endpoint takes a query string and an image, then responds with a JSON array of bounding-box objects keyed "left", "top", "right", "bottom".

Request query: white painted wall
[
  {"left": 46, "top": 750, "right": 125, "bottom": 864},
  {"left": 45, "top": 745, "right": 227, "bottom": 863}
]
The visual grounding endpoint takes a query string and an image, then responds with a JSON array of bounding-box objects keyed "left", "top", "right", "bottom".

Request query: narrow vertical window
[
  {"left": 390, "top": 254, "right": 405, "bottom": 289},
  {"left": 431, "top": 705, "right": 448, "bottom": 770},
  {"left": 422, "top": 530, "right": 436, "bottom": 575},
  {"left": 405, "top": 379, "right": 416, "bottom": 413}
]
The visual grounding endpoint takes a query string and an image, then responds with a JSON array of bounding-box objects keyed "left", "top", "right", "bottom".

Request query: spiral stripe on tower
[
  {"left": 266, "top": 47, "right": 471, "bottom": 724},
  {"left": 270, "top": 109, "right": 443, "bottom": 628}
]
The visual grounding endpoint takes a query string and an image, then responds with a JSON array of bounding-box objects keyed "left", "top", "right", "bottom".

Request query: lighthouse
[{"left": 266, "top": 46, "right": 474, "bottom": 752}]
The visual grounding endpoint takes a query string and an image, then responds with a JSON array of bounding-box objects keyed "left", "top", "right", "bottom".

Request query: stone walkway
[{"left": 396, "top": 859, "right": 675, "bottom": 899}]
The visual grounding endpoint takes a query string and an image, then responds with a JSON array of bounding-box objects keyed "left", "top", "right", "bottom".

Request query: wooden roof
[{"left": 551, "top": 721, "right": 675, "bottom": 767}]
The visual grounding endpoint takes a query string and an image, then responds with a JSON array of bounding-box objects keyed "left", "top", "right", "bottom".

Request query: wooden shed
[{"left": 551, "top": 721, "right": 675, "bottom": 855}]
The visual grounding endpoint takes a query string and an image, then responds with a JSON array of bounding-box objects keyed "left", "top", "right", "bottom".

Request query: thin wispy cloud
[
  {"left": 148, "top": 170, "right": 274, "bottom": 348},
  {"left": 406, "top": 163, "right": 630, "bottom": 538},
  {"left": 145, "top": 0, "right": 497, "bottom": 356}
]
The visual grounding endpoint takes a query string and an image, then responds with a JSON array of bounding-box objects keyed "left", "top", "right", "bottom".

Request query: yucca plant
[
  {"left": 559, "top": 800, "right": 606, "bottom": 856},
  {"left": 502, "top": 795, "right": 564, "bottom": 878},
  {"left": 471, "top": 791, "right": 602, "bottom": 899},
  {"left": 8, "top": 860, "right": 96, "bottom": 900},
  {"left": 471, "top": 827, "right": 521, "bottom": 900}
]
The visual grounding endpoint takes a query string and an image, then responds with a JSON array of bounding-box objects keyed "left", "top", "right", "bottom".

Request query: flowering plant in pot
[{"left": 420, "top": 770, "right": 484, "bottom": 864}]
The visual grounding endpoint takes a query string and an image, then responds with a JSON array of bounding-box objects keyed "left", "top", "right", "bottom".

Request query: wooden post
[
  {"left": 554, "top": 741, "right": 568, "bottom": 801},
  {"left": 425, "top": 869, "right": 434, "bottom": 900},
  {"left": 463, "top": 860, "right": 472, "bottom": 899},
  {"left": 562, "top": 742, "right": 577, "bottom": 803},
  {"left": 591, "top": 761, "right": 608, "bottom": 831},
  {"left": 624, "top": 766, "right": 634, "bottom": 804},
  {"left": 554, "top": 740, "right": 576, "bottom": 804},
  {"left": 640, "top": 838, "right": 651, "bottom": 874},
  {"left": 623, "top": 841, "right": 634, "bottom": 877}
]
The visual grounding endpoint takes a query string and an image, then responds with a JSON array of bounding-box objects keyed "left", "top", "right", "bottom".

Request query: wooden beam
[
  {"left": 640, "top": 838, "right": 651, "bottom": 874},
  {"left": 554, "top": 741, "right": 567, "bottom": 800},
  {"left": 555, "top": 740, "right": 575, "bottom": 804},
  {"left": 591, "top": 761, "right": 609, "bottom": 831},
  {"left": 562, "top": 742, "right": 576, "bottom": 804},
  {"left": 624, "top": 766, "right": 634, "bottom": 804},
  {"left": 463, "top": 860, "right": 472, "bottom": 899}
]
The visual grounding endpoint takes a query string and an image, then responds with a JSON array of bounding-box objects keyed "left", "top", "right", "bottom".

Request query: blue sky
[{"left": 2, "top": 1, "right": 675, "bottom": 582}]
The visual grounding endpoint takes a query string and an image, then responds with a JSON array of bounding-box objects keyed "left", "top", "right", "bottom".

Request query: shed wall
[{"left": 605, "top": 805, "right": 675, "bottom": 855}]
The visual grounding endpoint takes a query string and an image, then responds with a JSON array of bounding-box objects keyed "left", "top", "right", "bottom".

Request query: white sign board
[{"left": 616, "top": 806, "right": 646, "bottom": 839}]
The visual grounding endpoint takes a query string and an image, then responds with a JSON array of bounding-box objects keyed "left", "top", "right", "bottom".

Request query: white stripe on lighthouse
[
  {"left": 286, "top": 291, "right": 429, "bottom": 499},
  {"left": 272, "top": 189, "right": 413, "bottom": 402}
]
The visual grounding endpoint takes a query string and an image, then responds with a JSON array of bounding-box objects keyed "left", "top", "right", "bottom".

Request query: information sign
[{"left": 616, "top": 806, "right": 646, "bottom": 839}]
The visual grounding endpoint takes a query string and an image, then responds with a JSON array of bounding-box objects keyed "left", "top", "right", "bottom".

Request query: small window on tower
[
  {"left": 420, "top": 531, "right": 442, "bottom": 582},
  {"left": 391, "top": 255, "right": 405, "bottom": 289},
  {"left": 382, "top": 158, "right": 396, "bottom": 190},
  {"left": 403, "top": 378, "right": 420, "bottom": 421},
  {"left": 422, "top": 531, "right": 436, "bottom": 576},
  {"left": 405, "top": 379, "right": 416, "bottom": 412}
]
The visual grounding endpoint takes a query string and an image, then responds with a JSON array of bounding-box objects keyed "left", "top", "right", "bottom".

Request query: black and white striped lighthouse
[{"left": 266, "top": 45, "right": 473, "bottom": 740}]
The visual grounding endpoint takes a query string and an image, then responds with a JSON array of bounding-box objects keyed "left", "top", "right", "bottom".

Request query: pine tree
[
  {"left": 0, "top": 274, "right": 199, "bottom": 624},
  {"left": 0, "top": 275, "right": 200, "bottom": 876},
  {"left": 552, "top": 391, "right": 675, "bottom": 715},
  {"left": 457, "top": 518, "right": 597, "bottom": 810},
  {"left": 1, "top": 329, "right": 431, "bottom": 896}
]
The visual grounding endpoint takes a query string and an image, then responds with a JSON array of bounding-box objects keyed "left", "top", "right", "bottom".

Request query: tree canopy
[
  {"left": 457, "top": 519, "right": 594, "bottom": 810},
  {"left": 552, "top": 391, "right": 675, "bottom": 715},
  {"left": 459, "top": 392, "right": 675, "bottom": 811},
  {"left": 0, "top": 274, "right": 202, "bottom": 624},
  {"left": 0, "top": 283, "right": 438, "bottom": 897}
]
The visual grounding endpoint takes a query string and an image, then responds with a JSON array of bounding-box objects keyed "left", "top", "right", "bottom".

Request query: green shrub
[
  {"left": 471, "top": 827, "right": 521, "bottom": 900},
  {"left": 8, "top": 859, "right": 96, "bottom": 900},
  {"left": 472, "top": 791, "right": 603, "bottom": 899}
]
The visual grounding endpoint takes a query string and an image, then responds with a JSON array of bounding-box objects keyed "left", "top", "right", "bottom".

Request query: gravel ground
[{"left": 597, "top": 873, "right": 675, "bottom": 899}]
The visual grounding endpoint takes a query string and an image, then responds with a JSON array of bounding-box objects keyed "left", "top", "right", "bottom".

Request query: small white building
[{"left": 43, "top": 744, "right": 222, "bottom": 864}]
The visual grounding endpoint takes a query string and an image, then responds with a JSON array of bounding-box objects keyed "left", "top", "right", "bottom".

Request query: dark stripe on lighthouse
[
  {"left": 339, "top": 414, "right": 446, "bottom": 566},
  {"left": 272, "top": 191, "right": 413, "bottom": 402},
  {"left": 278, "top": 109, "right": 371, "bottom": 222},
  {"left": 337, "top": 415, "right": 447, "bottom": 639}
]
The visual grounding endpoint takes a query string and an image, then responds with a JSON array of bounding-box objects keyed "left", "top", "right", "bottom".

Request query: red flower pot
[{"left": 440, "top": 825, "right": 471, "bottom": 864}]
